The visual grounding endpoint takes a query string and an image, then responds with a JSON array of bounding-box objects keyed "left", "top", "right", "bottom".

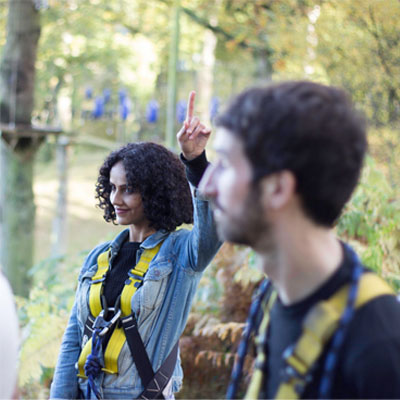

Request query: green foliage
[
  {"left": 338, "top": 156, "right": 400, "bottom": 285},
  {"left": 193, "top": 260, "right": 224, "bottom": 314},
  {"left": 17, "top": 251, "right": 87, "bottom": 399},
  {"left": 233, "top": 247, "right": 264, "bottom": 287},
  {"left": 315, "top": 0, "right": 400, "bottom": 125},
  {"left": 3, "top": 0, "right": 399, "bottom": 397}
]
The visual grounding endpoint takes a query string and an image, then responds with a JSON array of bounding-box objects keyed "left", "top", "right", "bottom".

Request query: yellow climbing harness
[
  {"left": 77, "top": 242, "right": 162, "bottom": 378},
  {"left": 245, "top": 273, "right": 395, "bottom": 399}
]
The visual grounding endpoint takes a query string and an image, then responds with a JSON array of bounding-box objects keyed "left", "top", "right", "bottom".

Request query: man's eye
[
  {"left": 126, "top": 186, "right": 135, "bottom": 194},
  {"left": 110, "top": 184, "right": 116, "bottom": 192}
]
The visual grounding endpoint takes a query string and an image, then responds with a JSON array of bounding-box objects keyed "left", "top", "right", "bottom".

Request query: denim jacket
[{"left": 50, "top": 187, "right": 222, "bottom": 399}]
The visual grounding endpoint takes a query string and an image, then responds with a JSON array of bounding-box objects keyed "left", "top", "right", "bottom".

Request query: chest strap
[
  {"left": 77, "top": 242, "right": 162, "bottom": 378},
  {"left": 246, "top": 272, "right": 395, "bottom": 399}
]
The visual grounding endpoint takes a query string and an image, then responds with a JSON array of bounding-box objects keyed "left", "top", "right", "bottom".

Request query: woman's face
[{"left": 109, "top": 161, "right": 148, "bottom": 228}]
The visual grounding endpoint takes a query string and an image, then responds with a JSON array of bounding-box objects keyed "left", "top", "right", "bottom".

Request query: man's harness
[
  {"left": 77, "top": 242, "right": 178, "bottom": 399},
  {"left": 243, "top": 272, "right": 395, "bottom": 399}
]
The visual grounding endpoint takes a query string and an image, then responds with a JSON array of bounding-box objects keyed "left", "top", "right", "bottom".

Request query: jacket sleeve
[
  {"left": 49, "top": 298, "right": 81, "bottom": 399},
  {"left": 177, "top": 184, "right": 223, "bottom": 272}
]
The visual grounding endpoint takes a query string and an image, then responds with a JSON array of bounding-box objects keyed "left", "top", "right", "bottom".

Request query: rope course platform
[{"left": 0, "top": 123, "right": 63, "bottom": 151}]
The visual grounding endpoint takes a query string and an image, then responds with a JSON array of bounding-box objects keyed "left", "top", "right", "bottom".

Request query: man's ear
[{"left": 260, "top": 170, "right": 296, "bottom": 210}]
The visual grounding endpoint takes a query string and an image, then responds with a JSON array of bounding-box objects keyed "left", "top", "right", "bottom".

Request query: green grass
[{"left": 34, "top": 144, "right": 123, "bottom": 263}]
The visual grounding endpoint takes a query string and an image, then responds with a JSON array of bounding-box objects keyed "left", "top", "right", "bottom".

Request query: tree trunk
[
  {"left": 253, "top": 48, "right": 273, "bottom": 82},
  {"left": 197, "top": 19, "right": 218, "bottom": 126},
  {"left": 0, "top": 0, "right": 41, "bottom": 297},
  {"left": 0, "top": 143, "right": 37, "bottom": 296},
  {"left": 165, "top": 0, "right": 181, "bottom": 150},
  {"left": 0, "top": 1, "right": 40, "bottom": 124}
]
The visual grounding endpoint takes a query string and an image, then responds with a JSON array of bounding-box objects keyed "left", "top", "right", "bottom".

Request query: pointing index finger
[{"left": 186, "top": 91, "right": 196, "bottom": 122}]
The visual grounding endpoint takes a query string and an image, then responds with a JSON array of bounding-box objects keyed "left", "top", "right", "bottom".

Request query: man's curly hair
[{"left": 95, "top": 142, "right": 194, "bottom": 232}]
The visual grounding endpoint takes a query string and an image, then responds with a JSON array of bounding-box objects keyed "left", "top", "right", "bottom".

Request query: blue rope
[
  {"left": 318, "top": 246, "right": 363, "bottom": 399},
  {"left": 85, "top": 329, "right": 103, "bottom": 399},
  {"left": 226, "top": 279, "right": 272, "bottom": 400}
]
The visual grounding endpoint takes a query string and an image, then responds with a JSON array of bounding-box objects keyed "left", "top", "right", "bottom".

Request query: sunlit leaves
[
  {"left": 315, "top": 0, "right": 400, "bottom": 124},
  {"left": 338, "top": 156, "right": 400, "bottom": 279}
]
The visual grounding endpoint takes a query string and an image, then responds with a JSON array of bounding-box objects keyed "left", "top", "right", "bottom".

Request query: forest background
[{"left": 0, "top": 0, "right": 399, "bottom": 398}]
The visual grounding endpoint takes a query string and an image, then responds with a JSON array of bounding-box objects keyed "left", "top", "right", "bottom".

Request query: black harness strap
[
  {"left": 121, "top": 315, "right": 155, "bottom": 388},
  {"left": 138, "top": 342, "right": 179, "bottom": 400},
  {"left": 121, "top": 315, "right": 179, "bottom": 400},
  {"left": 82, "top": 314, "right": 95, "bottom": 344}
]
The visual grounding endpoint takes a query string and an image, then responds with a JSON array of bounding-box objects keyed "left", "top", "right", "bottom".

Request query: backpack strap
[
  {"left": 245, "top": 287, "right": 277, "bottom": 399},
  {"left": 276, "top": 272, "right": 394, "bottom": 399}
]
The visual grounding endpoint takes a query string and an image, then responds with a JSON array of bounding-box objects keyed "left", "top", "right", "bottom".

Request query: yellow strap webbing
[
  {"left": 245, "top": 273, "right": 394, "bottom": 400},
  {"left": 89, "top": 250, "right": 110, "bottom": 317},
  {"left": 103, "top": 326, "right": 126, "bottom": 374},
  {"left": 78, "top": 242, "right": 163, "bottom": 377},
  {"left": 102, "top": 243, "right": 162, "bottom": 374},
  {"left": 120, "top": 244, "right": 161, "bottom": 317},
  {"left": 77, "top": 339, "right": 93, "bottom": 378},
  {"left": 276, "top": 273, "right": 394, "bottom": 399}
]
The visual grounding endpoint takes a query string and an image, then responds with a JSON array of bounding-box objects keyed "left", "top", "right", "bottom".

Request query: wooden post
[
  {"left": 51, "top": 135, "right": 69, "bottom": 258},
  {"left": 165, "top": 0, "right": 181, "bottom": 150}
]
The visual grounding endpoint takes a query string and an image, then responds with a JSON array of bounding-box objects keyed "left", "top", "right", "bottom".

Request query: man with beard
[{"left": 199, "top": 81, "right": 400, "bottom": 399}]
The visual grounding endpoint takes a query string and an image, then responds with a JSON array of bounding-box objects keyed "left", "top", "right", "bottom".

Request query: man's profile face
[{"left": 199, "top": 127, "right": 269, "bottom": 247}]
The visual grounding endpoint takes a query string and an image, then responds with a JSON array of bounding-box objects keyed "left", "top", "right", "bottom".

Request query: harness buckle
[
  {"left": 92, "top": 307, "right": 122, "bottom": 337},
  {"left": 281, "top": 345, "right": 312, "bottom": 395}
]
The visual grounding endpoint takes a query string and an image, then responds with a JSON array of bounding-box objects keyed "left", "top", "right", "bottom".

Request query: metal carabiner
[
  {"left": 92, "top": 309, "right": 109, "bottom": 331},
  {"left": 98, "top": 308, "right": 122, "bottom": 337}
]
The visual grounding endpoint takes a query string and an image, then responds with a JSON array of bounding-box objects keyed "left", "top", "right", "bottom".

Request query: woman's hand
[{"left": 177, "top": 91, "right": 211, "bottom": 161}]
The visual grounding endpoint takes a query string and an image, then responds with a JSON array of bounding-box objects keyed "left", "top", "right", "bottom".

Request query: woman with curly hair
[{"left": 50, "top": 92, "right": 222, "bottom": 400}]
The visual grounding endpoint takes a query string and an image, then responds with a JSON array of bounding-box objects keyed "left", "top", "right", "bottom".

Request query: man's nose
[{"left": 199, "top": 164, "right": 217, "bottom": 199}]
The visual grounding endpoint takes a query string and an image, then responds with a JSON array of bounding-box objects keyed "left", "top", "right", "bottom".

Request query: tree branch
[{"left": 180, "top": 5, "right": 273, "bottom": 56}]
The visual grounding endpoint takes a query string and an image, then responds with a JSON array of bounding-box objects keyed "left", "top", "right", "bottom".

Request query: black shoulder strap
[
  {"left": 121, "top": 315, "right": 179, "bottom": 400},
  {"left": 138, "top": 342, "right": 179, "bottom": 400},
  {"left": 121, "top": 315, "right": 155, "bottom": 388}
]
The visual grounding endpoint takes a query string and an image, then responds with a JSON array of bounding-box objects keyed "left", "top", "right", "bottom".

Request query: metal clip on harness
[{"left": 93, "top": 307, "right": 122, "bottom": 337}]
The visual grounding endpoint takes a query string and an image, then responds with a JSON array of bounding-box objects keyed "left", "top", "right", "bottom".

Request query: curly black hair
[
  {"left": 95, "top": 142, "right": 193, "bottom": 232},
  {"left": 216, "top": 81, "right": 367, "bottom": 227}
]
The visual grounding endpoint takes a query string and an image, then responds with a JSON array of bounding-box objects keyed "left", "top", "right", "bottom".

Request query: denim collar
[{"left": 141, "top": 229, "right": 170, "bottom": 249}]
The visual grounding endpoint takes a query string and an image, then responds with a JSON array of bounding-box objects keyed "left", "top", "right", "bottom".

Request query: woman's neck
[{"left": 129, "top": 224, "right": 157, "bottom": 242}]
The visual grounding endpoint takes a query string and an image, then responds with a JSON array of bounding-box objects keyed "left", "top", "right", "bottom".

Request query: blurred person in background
[
  {"left": 200, "top": 81, "right": 400, "bottom": 399},
  {"left": 0, "top": 272, "right": 19, "bottom": 399}
]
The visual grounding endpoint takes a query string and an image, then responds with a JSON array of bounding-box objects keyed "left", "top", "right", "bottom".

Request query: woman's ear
[{"left": 260, "top": 170, "right": 296, "bottom": 210}]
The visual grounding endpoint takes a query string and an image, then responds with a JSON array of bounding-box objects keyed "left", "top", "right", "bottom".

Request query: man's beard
[{"left": 213, "top": 185, "right": 272, "bottom": 249}]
